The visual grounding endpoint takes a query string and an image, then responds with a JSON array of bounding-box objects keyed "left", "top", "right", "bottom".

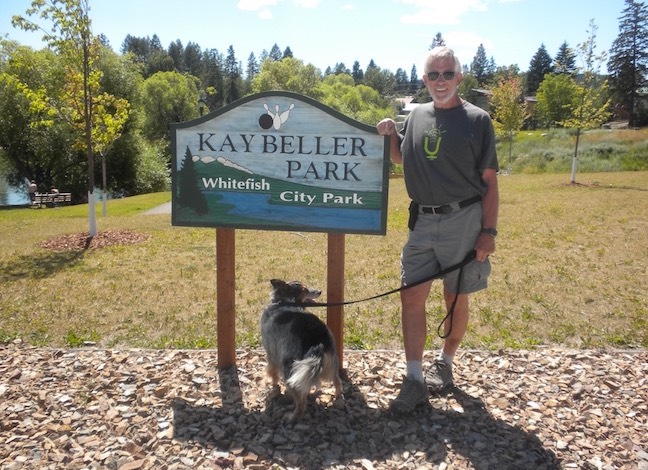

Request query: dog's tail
[{"left": 286, "top": 344, "right": 325, "bottom": 395}]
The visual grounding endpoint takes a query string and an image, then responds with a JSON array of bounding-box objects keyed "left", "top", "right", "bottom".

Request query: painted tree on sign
[{"left": 178, "top": 146, "right": 208, "bottom": 215}]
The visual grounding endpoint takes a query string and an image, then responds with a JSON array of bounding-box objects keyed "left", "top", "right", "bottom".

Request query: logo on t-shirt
[{"left": 424, "top": 126, "right": 444, "bottom": 160}]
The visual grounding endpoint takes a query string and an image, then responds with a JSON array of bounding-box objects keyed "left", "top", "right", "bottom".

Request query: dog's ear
[{"left": 270, "top": 279, "right": 285, "bottom": 289}]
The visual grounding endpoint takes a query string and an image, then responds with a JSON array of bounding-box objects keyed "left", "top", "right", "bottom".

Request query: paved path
[{"left": 143, "top": 201, "right": 171, "bottom": 215}]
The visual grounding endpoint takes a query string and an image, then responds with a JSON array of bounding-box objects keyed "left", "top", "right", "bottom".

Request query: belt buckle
[{"left": 436, "top": 204, "right": 451, "bottom": 215}]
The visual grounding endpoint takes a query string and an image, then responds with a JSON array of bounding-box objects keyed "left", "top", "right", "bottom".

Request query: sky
[{"left": 0, "top": 0, "right": 626, "bottom": 76}]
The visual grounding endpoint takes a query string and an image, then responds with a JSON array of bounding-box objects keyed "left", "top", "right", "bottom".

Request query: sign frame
[{"left": 171, "top": 91, "right": 390, "bottom": 235}]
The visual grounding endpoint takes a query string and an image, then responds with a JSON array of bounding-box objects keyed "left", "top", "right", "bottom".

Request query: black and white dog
[{"left": 261, "top": 279, "right": 343, "bottom": 422}]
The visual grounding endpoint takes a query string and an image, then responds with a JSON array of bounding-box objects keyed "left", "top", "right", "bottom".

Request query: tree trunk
[
  {"left": 83, "top": 34, "right": 96, "bottom": 236},
  {"left": 570, "top": 129, "right": 581, "bottom": 184}
]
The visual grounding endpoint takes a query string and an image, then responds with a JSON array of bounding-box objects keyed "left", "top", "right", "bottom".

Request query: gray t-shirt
[{"left": 400, "top": 101, "right": 498, "bottom": 206}]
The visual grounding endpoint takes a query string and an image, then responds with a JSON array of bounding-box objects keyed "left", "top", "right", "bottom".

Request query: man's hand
[
  {"left": 376, "top": 118, "right": 397, "bottom": 136},
  {"left": 475, "top": 233, "right": 495, "bottom": 262}
]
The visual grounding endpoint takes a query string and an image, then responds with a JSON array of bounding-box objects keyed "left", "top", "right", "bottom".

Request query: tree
[
  {"left": 246, "top": 52, "right": 259, "bottom": 81},
  {"left": 490, "top": 75, "right": 526, "bottom": 174},
  {"left": 526, "top": 44, "right": 553, "bottom": 95},
  {"left": 268, "top": 44, "right": 282, "bottom": 61},
  {"left": 562, "top": 20, "right": 612, "bottom": 183},
  {"left": 352, "top": 60, "right": 363, "bottom": 84},
  {"left": 315, "top": 74, "right": 394, "bottom": 125},
  {"left": 535, "top": 74, "right": 580, "bottom": 127},
  {"left": 282, "top": 46, "right": 293, "bottom": 59},
  {"left": 183, "top": 42, "right": 203, "bottom": 77},
  {"left": 202, "top": 48, "right": 224, "bottom": 109},
  {"left": 458, "top": 73, "right": 479, "bottom": 105},
  {"left": 0, "top": 39, "right": 158, "bottom": 200},
  {"left": 409, "top": 64, "right": 419, "bottom": 94},
  {"left": 0, "top": 44, "right": 77, "bottom": 195},
  {"left": 12, "top": 0, "right": 123, "bottom": 236},
  {"left": 251, "top": 56, "right": 322, "bottom": 97},
  {"left": 395, "top": 68, "right": 409, "bottom": 93},
  {"left": 140, "top": 71, "right": 200, "bottom": 144},
  {"left": 493, "top": 64, "right": 521, "bottom": 86},
  {"left": 607, "top": 0, "right": 648, "bottom": 126},
  {"left": 224, "top": 45, "right": 243, "bottom": 104},
  {"left": 333, "top": 62, "right": 351, "bottom": 75},
  {"left": 363, "top": 62, "right": 396, "bottom": 96},
  {"left": 554, "top": 41, "right": 577, "bottom": 75},
  {"left": 429, "top": 32, "right": 445, "bottom": 49},
  {"left": 470, "top": 43, "right": 489, "bottom": 85},
  {"left": 120, "top": 34, "right": 173, "bottom": 77},
  {"left": 168, "top": 39, "right": 185, "bottom": 72}
]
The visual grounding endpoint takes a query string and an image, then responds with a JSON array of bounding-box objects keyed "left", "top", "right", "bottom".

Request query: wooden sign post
[
  {"left": 216, "top": 228, "right": 236, "bottom": 368},
  {"left": 327, "top": 233, "right": 345, "bottom": 366}
]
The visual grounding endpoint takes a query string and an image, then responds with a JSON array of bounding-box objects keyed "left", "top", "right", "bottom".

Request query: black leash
[{"left": 285, "top": 250, "right": 476, "bottom": 338}]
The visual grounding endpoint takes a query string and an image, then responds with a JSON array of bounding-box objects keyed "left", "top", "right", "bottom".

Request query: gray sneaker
[
  {"left": 390, "top": 377, "right": 429, "bottom": 413},
  {"left": 426, "top": 359, "right": 454, "bottom": 393}
]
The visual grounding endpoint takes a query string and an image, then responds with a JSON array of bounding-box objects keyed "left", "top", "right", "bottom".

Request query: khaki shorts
[{"left": 400, "top": 203, "right": 491, "bottom": 294}]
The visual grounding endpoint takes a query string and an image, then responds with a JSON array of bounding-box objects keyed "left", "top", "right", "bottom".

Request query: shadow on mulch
[{"left": 173, "top": 368, "right": 559, "bottom": 469}]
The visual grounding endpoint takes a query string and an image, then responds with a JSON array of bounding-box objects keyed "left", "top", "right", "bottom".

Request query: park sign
[{"left": 171, "top": 91, "right": 390, "bottom": 235}]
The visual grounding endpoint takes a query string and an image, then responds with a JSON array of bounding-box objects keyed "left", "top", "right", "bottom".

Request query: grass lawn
[{"left": 0, "top": 172, "right": 646, "bottom": 350}]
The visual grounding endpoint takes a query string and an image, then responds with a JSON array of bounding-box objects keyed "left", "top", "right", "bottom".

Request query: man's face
[{"left": 423, "top": 58, "right": 463, "bottom": 109}]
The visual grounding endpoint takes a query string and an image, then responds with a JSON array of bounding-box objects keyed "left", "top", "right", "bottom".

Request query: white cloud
[
  {"left": 397, "top": 0, "right": 488, "bottom": 25},
  {"left": 294, "top": 0, "right": 321, "bottom": 7},
  {"left": 258, "top": 8, "right": 274, "bottom": 19},
  {"left": 342, "top": 3, "right": 356, "bottom": 11},
  {"left": 237, "top": 0, "right": 320, "bottom": 18},
  {"left": 237, "top": 0, "right": 279, "bottom": 11}
]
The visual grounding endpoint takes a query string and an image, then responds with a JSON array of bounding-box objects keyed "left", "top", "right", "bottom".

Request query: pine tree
[
  {"left": 526, "top": 44, "right": 554, "bottom": 95},
  {"left": 352, "top": 61, "right": 364, "bottom": 84},
  {"left": 554, "top": 41, "right": 577, "bottom": 75},
  {"left": 168, "top": 39, "right": 185, "bottom": 72},
  {"left": 470, "top": 44, "right": 489, "bottom": 85},
  {"left": 429, "top": 32, "right": 446, "bottom": 49},
  {"left": 224, "top": 45, "right": 242, "bottom": 104},
  {"left": 607, "top": 0, "right": 648, "bottom": 126},
  {"left": 409, "top": 64, "right": 419, "bottom": 94},
  {"left": 268, "top": 44, "right": 282, "bottom": 61},
  {"left": 246, "top": 52, "right": 259, "bottom": 81}
]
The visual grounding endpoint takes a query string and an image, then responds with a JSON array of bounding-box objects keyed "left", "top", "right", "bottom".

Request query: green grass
[
  {"left": 497, "top": 127, "right": 648, "bottom": 174},
  {"left": 1, "top": 174, "right": 647, "bottom": 350}
]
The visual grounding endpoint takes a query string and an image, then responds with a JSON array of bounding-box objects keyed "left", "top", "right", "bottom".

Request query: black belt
[{"left": 419, "top": 195, "right": 482, "bottom": 215}]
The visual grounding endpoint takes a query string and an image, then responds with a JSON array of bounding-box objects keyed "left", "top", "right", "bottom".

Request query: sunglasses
[{"left": 426, "top": 71, "right": 457, "bottom": 81}]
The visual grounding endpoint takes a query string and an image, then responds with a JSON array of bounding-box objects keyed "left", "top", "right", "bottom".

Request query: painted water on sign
[{"left": 213, "top": 191, "right": 381, "bottom": 231}]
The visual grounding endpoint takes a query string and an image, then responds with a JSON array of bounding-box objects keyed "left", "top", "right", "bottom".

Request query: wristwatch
[{"left": 481, "top": 227, "right": 498, "bottom": 238}]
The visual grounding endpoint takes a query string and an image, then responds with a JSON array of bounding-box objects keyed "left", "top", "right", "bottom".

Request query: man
[
  {"left": 377, "top": 47, "right": 499, "bottom": 413},
  {"left": 28, "top": 180, "right": 37, "bottom": 203}
]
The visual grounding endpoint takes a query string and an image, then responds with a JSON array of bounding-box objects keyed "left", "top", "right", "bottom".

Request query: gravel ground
[{"left": 1, "top": 344, "right": 646, "bottom": 470}]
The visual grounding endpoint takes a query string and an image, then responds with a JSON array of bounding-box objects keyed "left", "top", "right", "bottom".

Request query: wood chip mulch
[
  {"left": 1, "top": 344, "right": 646, "bottom": 470},
  {"left": 39, "top": 230, "right": 150, "bottom": 251}
]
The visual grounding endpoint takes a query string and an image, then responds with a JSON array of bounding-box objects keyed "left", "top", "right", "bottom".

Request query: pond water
[{"left": 0, "top": 178, "right": 29, "bottom": 206}]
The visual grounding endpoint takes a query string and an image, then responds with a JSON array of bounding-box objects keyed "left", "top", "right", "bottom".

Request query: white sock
[
  {"left": 406, "top": 360, "right": 424, "bottom": 382},
  {"left": 438, "top": 351, "right": 454, "bottom": 367}
]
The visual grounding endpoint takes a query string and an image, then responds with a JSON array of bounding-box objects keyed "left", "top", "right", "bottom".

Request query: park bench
[{"left": 32, "top": 192, "right": 72, "bottom": 208}]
